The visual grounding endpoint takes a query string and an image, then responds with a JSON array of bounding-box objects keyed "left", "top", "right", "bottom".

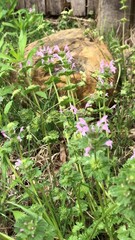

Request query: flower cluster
[
  {"left": 75, "top": 114, "right": 113, "bottom": 157},
  {"left": 18, "top": 44, "right": 75, "bottom": 72},
  {"left": 76, "top": 118, "right": 89, "bottom": 136},
  {"left": 97, "top": 115, "right": 110, "bottom": 134},
  {"left": 70, "top": 104, "right": 78, "bottom": 115},
  {"left": 35, "top": 44, "right": 75, "bottom": 68},
  {"left": 100, "top": 60, "right": 116, "bottom": 74},
  {"left": 1, "top": 126, "right": 24, "bottom": 143},
  {"left": 98, "top": 60, "right": 117, "bottom": 87}
]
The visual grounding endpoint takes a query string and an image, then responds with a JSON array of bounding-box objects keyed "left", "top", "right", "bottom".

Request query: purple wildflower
[
  {"left": 98, "top": 76, "right": 104, "bottom": 85},
  {"left": 97, "top": 115, "right": 108, "bottom": 128},
  {"left": 19, "top": 62, "right": 23, "bottom": 69},
  {"left": 42, "top": 46, "right": 46, "bottom": 53},
  {"left": 100, "top": 60, "right": 105, "bottom": 73},
  {"left": 64, "top": 45, "right": 69, "bottom": 52},
  {"left": 66, "top": 51, "right": 73, "bottom": 63},
  {"left": 97, "top": 115, "right": 111, "bottom": 134},
  {"left": 27, "top": 60, "right": 31, "bottom": 66},
  {"left": 15, "top": 159, "right": 22, "bottom": 169},
  {"left": 47, "top": 46, "right": 53, "bottom": 55},
  {"left": 109, "top": 60, "right": 117, "bottom": 74},
  {"left": 36, "top": 50, "right": 44, "bottom": 58},
  {"left": 53, "top": 53, "right": 62, "bottom": 61},
  {"left": 20, "top": 127, "right": 24, "bottom": 133},
  {"left": 102, "top": 123, "right": 110, "bottom": 133},
  {"left": 85, "top": 102, "right": 92, "bottom": 109},
  {"left": 84, "top": 146, "right": 91, "bottom": 157},
  {"left": 130, "top": 149, "right": 135, "bottom": 160},
  {"left": 70, "top": 104, "right": 78, "bottom": 115},
  {"left": 1, "top": 131, "right": 10, "bottom": 139},
  {"left": 100, "top": 59, "right": 116, "bottom": 74},
  {"left": 53, "top": 45, "right": 60, "bottom": 53},
  {"left": 104, "top": 140, "right": 113, "bottom": 149},
  {"left": 76, "top": 118, "right": 89, "bottom": 136},
  {"left": 17, "top": 135, "right": 22, "bottom": 142},
  {"left": 47, "top": 57, "right": 54, "bottom": 63},
  {"left": 29, "top": 8, "right": 33, "bottom": 13},
  {"left": 71, "top": 62, "right": 76, "bottom": 69},
  {"left": 110, "top": 104, "right": 116, "bottom": 109}
]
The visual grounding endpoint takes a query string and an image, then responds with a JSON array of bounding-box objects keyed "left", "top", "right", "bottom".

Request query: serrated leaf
[
  {"left": 13, "top": 210, "right": 26, "bottom": 221},
  {"left": 4, "top": 101, "right": 13, "bottom": 115}
]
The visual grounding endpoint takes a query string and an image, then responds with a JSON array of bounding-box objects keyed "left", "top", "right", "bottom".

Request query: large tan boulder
[{"left": 25, "top": 28, "right": 113, "bottom": 100}]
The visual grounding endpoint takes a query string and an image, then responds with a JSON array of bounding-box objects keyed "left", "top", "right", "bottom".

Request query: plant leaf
[{"left": 4, "top": 100, "right": 13, "bottom": 115}]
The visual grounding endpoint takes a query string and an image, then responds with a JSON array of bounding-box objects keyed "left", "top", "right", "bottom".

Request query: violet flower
[
  {"left": 76, "top": 118, "right": 89, "bottom": 136},
  {"left": 53, "top": 45, "right": 60, "bottom": 53},
  {"left": 17, "top": 135, "right": 22, "bottom": 142},
  {"left": 97, "top": 115, "right": 108, "bottom": 128},
  {"left": 15, "top": 159, "right": 22, "bottom": 169},
  {"left": 47, "top": 46, "right": 53, "bottom": 55},
  {"left": 66, "top": 51, "right": 73, "bottom": 63},
  {"left": 98, "top": 76, "right": 104, "bottom": 85},
  {"left": 53, "top": 53, "right": 62, "bottom": 61},
  {"left": 104, "top": 140, "right": 113, "bottom": 149},
  {"left": 20, "top": 127, "right": 24, "bottom": 133},
  {"left": 109, "top": 60, "right": 117, "bottom": 74},
  {"left": 85, "top": 102, "right": 92, "bottom": 109},
  {"left": 1, "top": 131, "right": 10, "bottom": 139},
  {"left": 64, "top": 45, "right": 69, "bottom": 52},
  {"left": 84, "top": 146, "right": 91, "bottom": 157},
  {"left": 102, "top": 123, "right": 110, "bottom": 133},
  {"left": 71, "top": 62, "right": 76, "bottom": 69},
  {"left": 19, "top": 62, "right": 23, "bottom": 69},
  {"left": 100, "top": 60, "right": 105, "bottom": 73},
  {"left": 70, "top": 104, "right": 78, "bottom": 115},
  {"left": 36, "top": 50, "right": 44, "bottom": 58},
  {"left": 27, "top": 60, "right": 31, "bottom": 66}
]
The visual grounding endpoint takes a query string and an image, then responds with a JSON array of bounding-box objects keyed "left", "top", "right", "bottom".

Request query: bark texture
[
  {"left": 71, "top": 0, "right": 86, "bottom": 16},
  {"left": 97, "top": 0, "right": 132, "bottom": 34},
  {"left": 87, "top": 0, "right": 99, "bottom": 18}
]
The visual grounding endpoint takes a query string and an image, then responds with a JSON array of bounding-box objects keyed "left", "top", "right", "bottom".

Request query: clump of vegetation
[
  {"left": 57, "top": 9, "right": 78, "bottom": 30},
  {"left": 0, "top": 1, "right": 135, "bottom": 240}
]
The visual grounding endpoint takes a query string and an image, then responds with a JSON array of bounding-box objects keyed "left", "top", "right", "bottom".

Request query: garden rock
[{"left": 25, "top": 28, "right": 113, "bottom": 100}]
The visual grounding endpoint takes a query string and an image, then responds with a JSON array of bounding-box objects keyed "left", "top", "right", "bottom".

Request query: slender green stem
[{"left": 94, "top": 151, "right": 114, "bottom": 239}]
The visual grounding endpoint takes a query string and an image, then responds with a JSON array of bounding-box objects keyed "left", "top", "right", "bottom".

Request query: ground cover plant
[{"left": 0, "top": 0, "right": 135, "bottom": 239}]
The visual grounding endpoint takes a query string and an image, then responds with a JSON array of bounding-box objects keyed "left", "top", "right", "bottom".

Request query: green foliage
[
  {"left": 58, "top": 9, "right": 78, "bottom": 30},
  {"left": 0, "top": 1, "right": 135, "bottom": 240}
]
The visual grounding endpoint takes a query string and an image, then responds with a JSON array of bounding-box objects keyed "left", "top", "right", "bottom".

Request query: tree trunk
[
  {"left": 130, "top": 0, "right": 135, "bottom": 27},
  {"left": 87, "top": 0, "right": 99, "bottom": 18},
  {"left": 97, "top": 0, "right": 131, "bottom": 35},
  {"left": 71, "top": 0, "right": 86, "bottom": 16}
]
